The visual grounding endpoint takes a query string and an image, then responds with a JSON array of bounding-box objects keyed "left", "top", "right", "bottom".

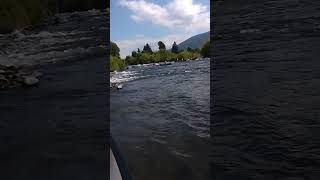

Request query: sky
[{"left": 110, "top": 0, "right": 210, "bottom": 58}]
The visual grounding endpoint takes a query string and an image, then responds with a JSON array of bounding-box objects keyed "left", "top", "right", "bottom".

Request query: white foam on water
[
  {"left": 110, "top": 70, "right": 143, "bottom": 84},
  {"left": 171, "top": 150, "right": 192, "bottom": 158},
  {"left": 240, "top": 28, "right": 261, "bottom": 34}
]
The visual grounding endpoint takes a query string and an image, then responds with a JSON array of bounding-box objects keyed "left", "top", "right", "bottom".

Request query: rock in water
[
  {"left": 117, "top": 83, "right": 123, "bottom": 89},
  {"left": 23, "top": 76, "right": 39, "bottom": 86},
  {"left": 0, "top": 74, "right": 8, "bottom": 81},
  {"left": 110, "top": 83, "right": 123, "bottom": 90},
  {"left": 32, "top": 70, "right": 43, "bottom": 77}
]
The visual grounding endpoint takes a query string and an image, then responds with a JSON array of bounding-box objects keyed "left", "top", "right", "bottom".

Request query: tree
[
  {"left": 200, "top": 40, "right": 210, "bottom": 58},
  {"left": 110, "top": 55, "right": 126, "bottom": 72},
  {"left": 110, "top": 41, "right": 120, "bottom": 57},
  {"left": 194, "top": 48, "right": 200, "bottom": 53},
  {"left": 158, "top": 41, "right": 166, "bottom": 50},
  {"left": 142, "top": 43, "right": 153, "bottom": 53},
  {"left": 131, "top": 50, "right": 137, "bottom": 57},
  {"left": 187, "top": 47, "right": 192, "bottom": 52},
  {"left": 171, "top": 41, "right": 179, "bottom": 54},
  {"left": 137, "top": 48, "right": 141, "bottom": 53}
]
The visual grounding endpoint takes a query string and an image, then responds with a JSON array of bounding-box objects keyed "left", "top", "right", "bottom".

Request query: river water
[
  {"left": 110, "top": 59, "right": 211, "bottom": 180},
  {"left": 0, "top": 9, "right": 109, "bottom": 179},
  {"left": 0, "top": 9, "right": 107, "bottom": 66},
  {"left": 212, "top": 1, "right": 320, "bottom": 179}
]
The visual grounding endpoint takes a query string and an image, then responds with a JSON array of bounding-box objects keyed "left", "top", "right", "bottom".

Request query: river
[
  {"left": 0, "top": 9, "right": 108, "bottom": 179},
  {"left": 110, "top": 59, "right": 211, "bottom": 180},
  {"left": 0, "top": 9, "right": 107, "bottom": 66},
  {"left": 212, "top": 1, "right": 320, "bottom": 179}
]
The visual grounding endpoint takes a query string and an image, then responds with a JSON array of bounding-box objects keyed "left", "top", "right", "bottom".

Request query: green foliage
[
  {"left": 142, "top": 43, "right": 153, "bottom": 54},
  {"left": 193, "top": 48, "right": 200, "bottom": 53},
  {"left": 0, "top": 0, "right": 47, "bottom": 33},
  {"left": 110, "top": 55, "right": 126, "bottom": 72},
  {"left": 125, "top": 49, "right": 200, "bottom": 65},
  {"left": 131, "top": 50, "right": 137, "bottom": 57},
  {"left": 200, "top": 40, "right": 210, "bottom": 58},
  {"left": 109, "top": 41, "right": 127, "bottom": 71},
  {"left": 108, "top": 40, "right": 203, "bottom": 69},
  {"left": 0, "top": 0, "right": 106, "bottom": 33},
  {"left": 110, "top": 41, "right": 120, "bottom": 58}
]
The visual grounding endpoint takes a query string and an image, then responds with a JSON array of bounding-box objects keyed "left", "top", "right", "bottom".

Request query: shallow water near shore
[{"left": 111, "top": 59, "right": 210, "bottom": 180}]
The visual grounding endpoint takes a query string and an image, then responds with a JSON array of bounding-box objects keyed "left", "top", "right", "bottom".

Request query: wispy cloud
[
  {"left": 115, "top": 33, "right": 192, "bottom": 58},
  {"left": 119, "top": 0, "right": 210, "bottom": 33}
]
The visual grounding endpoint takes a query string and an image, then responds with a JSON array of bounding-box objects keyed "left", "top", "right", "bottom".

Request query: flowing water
[
  {"left": 0, "top": 10, "right": 108, "bottom": 179},
  {"left": 212, "top": 1, "right": 320, "bottom": 179},
  {"left": 0, "top": 9, "right": 107, "bottom": 66},
  {"left": 110, "top": 59, "right": 211, "bottom": 180}
]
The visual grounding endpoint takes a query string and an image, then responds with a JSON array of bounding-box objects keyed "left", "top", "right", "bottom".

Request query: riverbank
[
  {"left": 0, "top": 65, "right": 42, "bottom": 89},
  {"left": 110, "top": 54, "right": 204, "bottom": 72},
  {"left": 110, "top": 57, "right": 208, "bottom": 89},
  {"left": 109, "top": 40, "right": 209, "bottom": 72},
  {"left": 0, "top": 0, "right": 107, "bottom": 33},
  {"left": 0, "top": 8, "right": 107, "bottom": 89}
]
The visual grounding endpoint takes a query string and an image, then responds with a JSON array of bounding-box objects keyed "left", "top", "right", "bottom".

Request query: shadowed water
[
  {"left": 0, "top": 9, "right": 108, "bottom": 179},
  {"left": 111, "top": 59, "right": 210, "bottom": 180},
  {"left": 212, "top": 1, "right": 320, "bottom": 179}
]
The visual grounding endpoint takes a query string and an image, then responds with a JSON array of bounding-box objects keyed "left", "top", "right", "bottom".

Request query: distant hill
[{"left": 178, "top": 31, "right": 210, "bottom": 50}]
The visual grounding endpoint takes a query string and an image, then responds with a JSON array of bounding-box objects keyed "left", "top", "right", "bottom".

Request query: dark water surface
[
  {"left": 111, "top": 59, "right": 210, "bottom": 180},
  {"left": 0, "top": 10, "right": 108, "bottom": 179},
  {"left": 212, "top": 1, "right": 320, "bottom": 179}
]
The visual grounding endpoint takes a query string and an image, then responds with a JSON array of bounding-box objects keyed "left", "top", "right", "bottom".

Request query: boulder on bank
[
  {"left": 0, "top": 65, "right": 42, "bottom": 89},
  {"left": 23, "top": 75, "right": 39, "bottom": 86},
  {"left": 110, "top": 82, "right": 123, "bottom": 90}
]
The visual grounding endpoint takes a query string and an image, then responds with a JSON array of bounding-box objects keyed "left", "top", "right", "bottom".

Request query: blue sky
[{"left": 111, "top": 0, "right": 210, "bottom": 58}]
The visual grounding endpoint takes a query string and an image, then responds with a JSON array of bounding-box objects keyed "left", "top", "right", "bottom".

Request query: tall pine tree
[
  {"left": 158, "top": 41, "right": 166, "bottom": 50},
  {"left": 171, "top": 41, "right": 179, "bottom": 53},
  {"left": 142, "top": 43, "right": 153, "bottom": 53}
]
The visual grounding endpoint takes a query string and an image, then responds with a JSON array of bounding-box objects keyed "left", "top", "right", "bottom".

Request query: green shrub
[
  {"left": 110, "top": 55, "right": 126, "bottom": 72},
  {"left": 0, "top": 0, "right": 106, "bottom": 33},
  {"left": 201, "top": 40, "right": 210, "bottom": 58}
]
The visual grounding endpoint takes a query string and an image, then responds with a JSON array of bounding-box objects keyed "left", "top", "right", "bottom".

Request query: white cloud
[
  {"left": 114, "top": 33, "right": 192, "bottom": 58},
  {"left": 119, "top": 0, "right": 210, "bottom": 33},
  {"left": 131, "top": 14, "right": 143, "bottom": 22}
]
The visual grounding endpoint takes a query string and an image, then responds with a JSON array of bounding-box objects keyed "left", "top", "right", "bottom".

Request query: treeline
[
  {"left": 0, "top": 0, "right": 107, "bottom": 33},
  {"left": 110, "top": 40, "right": 210, "bottom": 72},
  {"left": 125, "top": 40, "right": 210, "bottom": 65}
]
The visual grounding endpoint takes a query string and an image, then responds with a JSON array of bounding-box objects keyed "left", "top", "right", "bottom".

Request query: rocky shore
[{"left": 0, "top": 65, "right": 42, "bottom": 89}]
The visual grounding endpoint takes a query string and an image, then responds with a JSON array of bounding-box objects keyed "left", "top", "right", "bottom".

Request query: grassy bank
[
  {"left": 0, "top": 0, "right": 106, "bottom": 33},
  {"left": 109, "top": 40, "right": 210, "bottom": 72},
  {"left": 110, "top": 55, "right": 126, "bottom": 72},
  {"left": 125, "top": 50, "right": 201, "bottom": 65}
]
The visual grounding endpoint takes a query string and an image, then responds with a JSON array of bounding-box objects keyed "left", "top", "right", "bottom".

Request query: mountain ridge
[{"left": 178, "top": 31, "right": 210, "bottom": 50}]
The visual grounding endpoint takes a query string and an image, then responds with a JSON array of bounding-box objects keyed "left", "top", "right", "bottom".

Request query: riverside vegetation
[
  {"left": 110, "top": 40, "right": 210, "bottom": 72},
  {"left": 0, "top": 0, "right": 106, "bottom": 89},
  {"left": 0, "top": 0, "right": 106, "bottom": 33}
]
